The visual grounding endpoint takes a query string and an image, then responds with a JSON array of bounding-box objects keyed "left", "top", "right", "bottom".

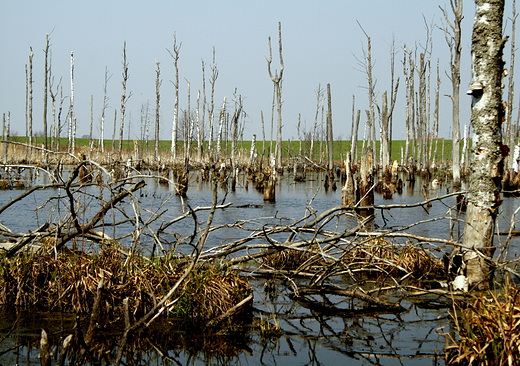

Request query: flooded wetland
[{"left": 0, "top": 167, "right": 517, "bottom": 366}]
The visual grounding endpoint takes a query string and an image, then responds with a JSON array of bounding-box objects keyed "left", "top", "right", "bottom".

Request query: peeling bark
[{"left": 458, "top": 0, "right": 506, "bottom": 291}]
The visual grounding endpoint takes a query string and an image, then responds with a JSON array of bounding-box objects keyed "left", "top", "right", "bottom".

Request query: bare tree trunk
[
  {"left": 154, "top": 61, "right": 161, "bottom": 160},
  {"left": 310, "top": 85, "right": 322, "bottom": 160},
  {"left": 28, "top": 48, "right": 34, "bottom": 155},
  {"left": 454, "top": 0, "right": 506, "bottom": 291},
  {"left": 2, "top": 113, "right": 7, "bottom": 164},
  {"left": 208, "top": 48, "right": 218, "bottom": 159},
  {"left": 267, "top": 22, "right": 284, "bottom": 170},
  {"left": 342, "top": 151, "right": 355, "bottom": 205},
  {"left": 112, "top": 109, "right": 117, "bottom": 152},
  {"left": 351, "top": 109, "right": 360, "bottom": 165},
  {"left": 431, "top": 60, "right": 441, "bottom": 166},
  {"left": 68, "top": 52, "right": 75, "bottom": 154},
  {"left": 119, "top": 42, "right": 131, "bottom": 154},
  {"left": 196, "top": 90, "right": 202, "bottom": 160},
  {"left": 297, "top": 113, "right": 302, "bottom": 158},
  {"left": 326, "top": 83, "right": 334, "bottom": 171},
  {"left": 100, "top": 67, "right": 110, "bottom": 154},
  {"left": 89, "top": 95, "right": 93, "bottom": 156},
  {"left": 441, "top": 0, "right": 463, "bottom": 188},
  {"left": 216, "top": 97, "right": 226, "bottom": 159},
  {"left": 200, "top": 60, "right": 206, "bottom": 160},
  {"left": 230, "top": 95, "right": 242, "bottom": 191},
  {"left": 261, "top": 111, "right": 266, "bottom": 159},
  {"left": 506, "top": 0, "right": 517, "bottom": 170},
  {"left": 184, "top": 81, "right": 191, "bottom": 160},
  {"left": 418, "top": 53, "right": 427, "bottom": 169},
  {"left": 349, "top": 95, "right": 356, "bottom": 163},
  {"left": 380, "top": 91, "right": 390, "bottom": 174},
  {"left": 168, "top": 34, "right": 181, "bottom": 159},
  {"left": 43, "top": 35, "right": 50, "bottom": 154}
]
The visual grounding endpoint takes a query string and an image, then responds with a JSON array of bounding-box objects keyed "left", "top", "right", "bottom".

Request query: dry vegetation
[{"left": 444, "top": 279, "right": 520, "bottom": 365}]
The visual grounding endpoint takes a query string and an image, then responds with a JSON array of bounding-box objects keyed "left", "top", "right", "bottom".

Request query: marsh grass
[
  {"left": 445, "top": 279, "right": 520, "bottom": 365},
  {"left": 342, "top": 237, "right": 444, "bottom": 280},
  {"left": 0, "top": 247, "right": 251, "bottom": 324}
]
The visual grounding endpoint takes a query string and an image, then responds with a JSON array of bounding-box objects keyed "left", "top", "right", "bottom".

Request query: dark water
[{"left": 0, "top": 170, "right": 518, "bottom": 365}]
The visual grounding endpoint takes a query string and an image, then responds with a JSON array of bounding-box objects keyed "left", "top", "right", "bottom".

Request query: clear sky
[{"left": 0, "top": 1, "right": 515, "bottom": 143}]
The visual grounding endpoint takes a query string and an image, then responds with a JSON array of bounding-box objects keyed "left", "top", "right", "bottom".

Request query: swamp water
[{"left": 0, "top": 171, "right": 518, "bottom": 365}]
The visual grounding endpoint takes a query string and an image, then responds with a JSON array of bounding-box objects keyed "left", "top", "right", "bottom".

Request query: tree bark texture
[{"left": 462, "top": 0, "right": 506, "bottom": 290}]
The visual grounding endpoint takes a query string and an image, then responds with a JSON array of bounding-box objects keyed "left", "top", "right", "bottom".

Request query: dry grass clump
[
  {"left": 261, "top": 247, "right": 316, "bottom": 271},
  {"left": 343, "top": 237, "right": 443, "bottom": 279},
  {"left": 0, "top": 248, "right": 251, "bottom": 323},
  {"left": 445, "top": 281, "right": 520, "bottom": 365}
]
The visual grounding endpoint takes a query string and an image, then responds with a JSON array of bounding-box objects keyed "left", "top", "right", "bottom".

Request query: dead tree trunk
[
  {"left": 168, "top": 34, "right": 181, "bottom": 160},
  {"left": 358, "top": 145, "right": 374, "bottom": 212},
  {"left": 326, "top": 83, "right": 334, "bottom": 171},
  {"left": 342, "top": 152, "right": 355, "bottom": 205},
  {"left": 118, "top": 42, "right": 131, "bottom": 154},
  {"left": 506, "top": 0, "right": 517, "bottom": 171},
  {"left": 453, "top": 0, "right": 506, "bottom": 291},
  {"left": 441, "top": 0, "right": 463, "bottom": 188},
  {"left": 28, "top": 48, "right": 34, "bottom": 157},
  {"left": 68, "top": 51, "right": 75, "bottom": 154},
  {"left": 310, "top": 85, "right": 323, "bottom": 161},
  {"left": 43, "top": 35, "right": 50, "bottom": 153},
  {"left": 267, "top": 22, "right": 284, "bottom": 170},
  {"left": 208, "top": 48, "right": 218, "bottom": 159},
  {"left": 154, "top": 61, "right": 161, "bottom": 160},
  {"left": 99, "top": 67, "right": 110, "bottom": 154}
]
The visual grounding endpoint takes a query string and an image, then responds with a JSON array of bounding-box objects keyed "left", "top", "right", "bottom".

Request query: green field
[{"left": 9, "top": 136, "right": 466, "bottom": 163}]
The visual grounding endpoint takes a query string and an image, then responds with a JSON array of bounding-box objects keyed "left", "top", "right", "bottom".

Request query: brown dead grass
[
  {"left": 0, "top": 248, "right": 251, "bottom": 323},
  {"left": 445, "top": 280, "right": 520, "bottom": 365}
]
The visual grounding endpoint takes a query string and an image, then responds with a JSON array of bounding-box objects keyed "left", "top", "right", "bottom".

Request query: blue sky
[{"left": 0, "top": 1, "right": 513, "bottom": 143}]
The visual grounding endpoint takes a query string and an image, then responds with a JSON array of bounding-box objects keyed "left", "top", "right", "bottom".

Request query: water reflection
[{"left": 0, "top": 170, "right": 518, "bottom": 365}]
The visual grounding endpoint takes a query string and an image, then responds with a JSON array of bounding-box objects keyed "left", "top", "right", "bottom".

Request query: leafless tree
[
  {"left": 167, "top": 34, "right": 181, "bottom": 159},
  {"left": 207, "top": 48, "right": 218, "bottom": 157},
  {"left": 440, "top": 0, "right": 463, "bottom": 187},
  {"left": 27, "top": 47, "right": 34, "bottom": 155},
  {"left": 118, "top": 42, "right": 132, "bottom": 154},
  {"left": 506, "top": 0, "right": 518, "bottom": 169},
  {"left": 154, "top": 61, "right": 161, "bottom": 160},
  {"left": 267, "top": 22, "right": 284, "bottom": 169},
  {"left": 99, "top": 67, "right": 111, "bottom": 154},
  {"left": 43, "top": 35, "right": 50, "bottom": 152},
  {"left": 326, "top": 83, "right": 334, "bottom": 170},
  {"left": 68, "top": 52, "right": 75, "bottom": 154}
]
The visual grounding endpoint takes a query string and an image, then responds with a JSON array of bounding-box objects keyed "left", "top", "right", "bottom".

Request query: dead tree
[
  {"left": 350, "top": 96, "right": 360, "bottom": 164},
  {"left": 326, "top": 83, "right": 334, "bottom": 171},
  {"left": 310, "top": 85, "right": 323, "bottom": 161},
  {"left": 440, "top": 0, "right": 463, "bottom": 188},
  {"left": 267, "top": 22, "right": 284, "bottom": 169},
  {"left": 118, "top": 42, "right": 132, "bottom": 154},
  {"left": 89, "top": 95, "right": 93, "bottom": 154},
  {"left": 356, "top": 24, "right": 378, "bottom": 167},
  {"left": 43, "top": 35, "right": 50, "bottom": 153},
  {"left": 199, "top": 60, "right": 207, "bottom": 160},
  {"left": 28, "top": 48, "right": 34, "bottom": 155},
  {"left": 452, "top": 0, "right": 506, "bottom": 291},
  {"left": 207, "top": 48, "right": 218, "bottom": 158},
  {"left": 99, "top": 67, "right": 111, "bottom": 154},
  {"left": 167, "top": 34, "right": 181, "bottom": 159},
  {"left": 506, "top": 0, "right": 518, "bottom": 170},
  {"left": 68, "top": 52, "right": 75, "bottom": 154},
  {"left": 154, "top": 61, "right": 161, "bottom": 160}
]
